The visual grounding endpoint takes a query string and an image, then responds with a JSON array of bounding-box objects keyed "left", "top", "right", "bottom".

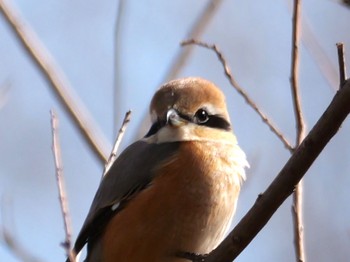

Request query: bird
[{"left": 69, "top": 77, "right": 248, "bottom": 262}]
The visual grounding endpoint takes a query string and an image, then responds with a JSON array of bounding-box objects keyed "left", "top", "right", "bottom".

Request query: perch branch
[
  {"left": 50, "top": 110, "right": 75, "bottom": 261},
  {"left": 181, "top": 39, "right": 294, "bottom": 152},
  {"left": 0, "top": 0, "right": 110, "bottom": 164}
]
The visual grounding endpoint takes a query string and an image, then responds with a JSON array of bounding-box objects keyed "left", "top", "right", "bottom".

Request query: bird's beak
[{"left": 166, "top": 109, "right": 187, "bottom": 127}]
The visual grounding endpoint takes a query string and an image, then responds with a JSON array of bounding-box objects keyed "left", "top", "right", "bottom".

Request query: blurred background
[{"left": 0, "top": 0, "right": 349, "bottom": 261}]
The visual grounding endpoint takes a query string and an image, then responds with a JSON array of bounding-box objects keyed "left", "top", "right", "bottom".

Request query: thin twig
[
  {"left": 203, "top": 79, "right": 350, "bottom": 261},
  {"left": 103, "top": 110, "right": 132, "bottom": 178},
  {"left": 290, "top": 0, "right": 305, "bottom": 146},
  {"left": 113, "top": 0, "right": 125, "bottom": 134},
  {"left": 336, "top": 43, "right": 347, "bottom": 89},
  {"left": 181, "top": 39, "right": 294, "bottom": 152},
  {"left": 290, "top": 1, "right": 306, "bottom": 261},
  {"left": 0, "top": 0, "right": 110, "bottom": 164},
  {"left": 50, "top": 110, "right": 75, "bottom": 262}
]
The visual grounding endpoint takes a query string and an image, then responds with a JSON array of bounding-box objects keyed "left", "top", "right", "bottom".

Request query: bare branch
[
  {"left": 181, "top": 39, "right": 294, "bottom": 152},
  {"left": 336, "top": 43, "right": 347, "bottom": 89},
  {"left": 50, "top": 110, "right": 75, "bottom": 262},
  {"left": 203, "top": 79, "right": 350, "bottom": 261},
  {"left": 0, "top": 0, "right": 110, "bottom": 164},
  {"left": 103, "top": 110, "right": 132, "bottom": 178},
  {"left": 290, "top": 1, "right": 306, "bottom": 261}
]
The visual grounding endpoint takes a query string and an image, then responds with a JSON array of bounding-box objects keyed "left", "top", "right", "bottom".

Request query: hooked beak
[{"left": 166, "top": 109, "right": 187, "bottom": 127}]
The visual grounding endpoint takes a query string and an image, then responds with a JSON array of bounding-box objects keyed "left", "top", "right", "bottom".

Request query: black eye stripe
[
  {"left": 144, "top": 112, "right": 231, "bottom": 137},
  {"left": 184, "top": 111, "right": 231, "bottom": 131},
  {"left": 198, "top": 114, "right": 231, "bottom": 131}
]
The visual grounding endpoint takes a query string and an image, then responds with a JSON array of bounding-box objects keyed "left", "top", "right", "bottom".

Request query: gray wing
[{"left": 73, "top": 140, "right": 180, "bottom": 256}]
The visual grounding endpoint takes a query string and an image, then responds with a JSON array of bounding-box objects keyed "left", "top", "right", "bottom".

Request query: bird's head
[{"left": 145, "top": 77, "right": 235, "bottom": 144}]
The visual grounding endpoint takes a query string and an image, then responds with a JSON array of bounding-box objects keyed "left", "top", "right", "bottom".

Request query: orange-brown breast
[{"left": 102, "top": 141, "right": 241, "bottom": 262}]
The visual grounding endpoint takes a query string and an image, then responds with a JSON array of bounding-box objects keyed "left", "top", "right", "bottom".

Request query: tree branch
[
  {"left": 0, "top": 0, "right": 111, "bottom": 164},
  {"left": 290, "top": 1, "right": 306, "bottom": 261},
  {"left": 181, "top": 39, "right": 294, "bottom": 152},
  {"left": 202, "top": 79, "right": 350, "bottom": 261},
  {"left": 50, "top": 110, "right": 75, "bottom": 262}
]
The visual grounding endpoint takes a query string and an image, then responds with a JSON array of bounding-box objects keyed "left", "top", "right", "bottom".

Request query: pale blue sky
[{"left": 0, "top": 1, "right": 349, "bottom": 261}]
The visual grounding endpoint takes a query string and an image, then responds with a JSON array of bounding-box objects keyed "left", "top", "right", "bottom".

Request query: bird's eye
[{"left": 195, "top": 109, "right": 209, "bottom": 124}]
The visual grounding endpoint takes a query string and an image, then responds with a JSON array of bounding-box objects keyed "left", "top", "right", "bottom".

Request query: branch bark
[{"left": 202, "top": 79, "right": 350, "bottom": 261}]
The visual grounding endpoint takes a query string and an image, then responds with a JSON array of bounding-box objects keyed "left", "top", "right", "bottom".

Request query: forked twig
[
  {"left": 0, "top": 0, "right": 110, "bottom": 164},
  {"left": 103, "top": 110, "right": 132, "bottom": 178},
  {"left": 290, "top": 1, "right": 306, "bottom": 261},
  {"left": 181, "top": 39, "right": 294, "bottom": 152},
  {"left": 50, "top": 110, "right": 75, "bottom": 262}
]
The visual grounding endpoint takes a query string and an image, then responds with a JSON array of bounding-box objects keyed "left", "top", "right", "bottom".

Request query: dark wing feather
[{"left": 72, "top": 140, "right": 180, "bottom": 257}]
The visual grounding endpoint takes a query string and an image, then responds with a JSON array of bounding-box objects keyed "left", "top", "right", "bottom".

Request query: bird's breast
[{"left": 102, "top": 140, "right": 245, "bottom": 262}]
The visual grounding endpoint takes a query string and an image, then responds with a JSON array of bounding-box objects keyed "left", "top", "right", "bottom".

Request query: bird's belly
[{"left": 102, "top": 141, "right": 241, "bottom": 262}]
